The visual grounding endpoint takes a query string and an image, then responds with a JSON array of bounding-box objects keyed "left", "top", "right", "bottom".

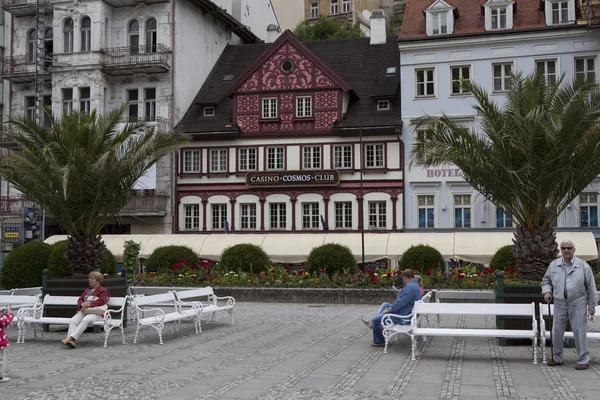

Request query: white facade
[
  {"left": 212, "top": 0, "right": 279, "bottom": 41},
  {"left": 400, "top": 28, "right": 600, "bottom": 231}
]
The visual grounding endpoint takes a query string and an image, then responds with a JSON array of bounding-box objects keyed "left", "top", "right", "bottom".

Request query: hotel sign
[
  {"left": 426, "top": 168, "right": 462, "bottom": 178},
  {"left": 246, "top": 170, "right": 340, "bottom": 188}
]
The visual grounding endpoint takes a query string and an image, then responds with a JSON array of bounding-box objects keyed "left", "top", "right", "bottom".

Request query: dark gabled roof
[{"left": 176, "top": 35, "right": 401, "bottom": 134}]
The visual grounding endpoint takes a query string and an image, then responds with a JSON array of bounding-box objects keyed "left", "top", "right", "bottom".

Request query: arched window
[
  {"left": 63, "top": 18, "right": 73, "bottom": 53},
  {"left": 44, "top": 28, "right": 53, "bottom": 69},
  {"left": 146, "top": 18, "right": 157, "bottom": 53},
  {"left": 128, "top": 20, "right": 139, "bottom": 55},
  {"left": 27, "top": 29, "right": 37, "bottom": 63},
  {"left": 80, "top": 16, "right": 91, "bottom": 52}
]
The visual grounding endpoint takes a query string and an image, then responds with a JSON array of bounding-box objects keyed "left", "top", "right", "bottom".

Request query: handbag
[{"left": 83, "top": 294, "right": 108, "bottom": 315}]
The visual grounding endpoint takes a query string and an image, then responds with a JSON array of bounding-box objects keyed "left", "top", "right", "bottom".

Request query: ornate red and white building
[{"left": 175, "top": 18, "right": 402, "bottom": 234}]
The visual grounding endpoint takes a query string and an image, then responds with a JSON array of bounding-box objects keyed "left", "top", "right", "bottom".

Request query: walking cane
[{"left": 547, "top": 301, "right": 554, "bottom": 364}]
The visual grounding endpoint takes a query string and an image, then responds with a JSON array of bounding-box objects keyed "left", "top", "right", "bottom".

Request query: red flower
[
  {"left": 505, "top": 266, "right": 515, "bottom": 273},
  {"left": 483, "top": 268, "right": 492, "bottom": 275},
  {"left": 425, "top": 269, "right": 432, "bottom": 276},
  {"left": 172, "top": 263, "right": 182, "bottom": 270},
  {"left": 457, "top": 269, "right": 463, "bottom": 274},
  {"left": 457, "top": 274, "right": 464, "bottom": 279},
  {"left": 386, "top": 272, "right": 392, "bottom": 278},
  {"left": 433, "top": 263, "right": 439, "bottom": 268}
]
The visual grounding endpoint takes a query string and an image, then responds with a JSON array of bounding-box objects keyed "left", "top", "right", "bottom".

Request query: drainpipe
[{"left": 170, "top": 0, "right": 177, "bottom": 234}]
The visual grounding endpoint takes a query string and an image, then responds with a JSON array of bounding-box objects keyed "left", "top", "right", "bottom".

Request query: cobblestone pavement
[{"left": 1, "top": 302, "right": 599, "bottom": 400}]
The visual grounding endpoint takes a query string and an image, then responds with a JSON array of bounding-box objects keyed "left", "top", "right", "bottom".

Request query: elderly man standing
[{"left": 542, "top": 239, "right": 597, "bottom": 369}]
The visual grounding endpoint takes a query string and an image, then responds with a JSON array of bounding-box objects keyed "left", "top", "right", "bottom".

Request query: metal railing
[
  {"left": 0, "top": 197, "right": 38, "bottom": 215},
  {"left": 101, "top": 45, "right": 171, "bottom": 69},
  {"left": 2, "top": 55, "right": 53, "bottom": 76},
  {"left": 123, "top": 116, "right": 170, "bottom": 132},
  {"left": 120, "top": 191, "right": 169, "bottom": 215},
  {"left": 3, "top": 0, "right": 37, "bottom": 7}
]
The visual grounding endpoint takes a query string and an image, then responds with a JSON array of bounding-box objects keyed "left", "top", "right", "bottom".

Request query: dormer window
[
  {"left": 425, "top": 1, "right": 454, "bottom": 36},
  {"left": 484, "top": 0, "right": 514, "bottom": 31},
  {"left": 377, "top": 100, "right": 390, "bottom": 111},
  {"left": 545, "top": 0, "right": 574, "bottom": 25},
  {"left": 203, "top": 106, "right": 215, "bottom": 117}
]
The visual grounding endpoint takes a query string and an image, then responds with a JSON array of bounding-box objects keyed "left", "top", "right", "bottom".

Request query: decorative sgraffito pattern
[
  {"left": 280, "top": 113, "right": 293, "bottom": 131},
  {"left": 239, "top": 71, "right": 260, "bottom": 92},
  {"left": 237, "top": 95, "right": 259, "bottom": 113},
  {"left": 237, "top": 114, "right": 259, "bottom": 132},
  {"left": 280, "top": 93, "right": 294, "bottom": 112},
  {"left": 315, "top": 111, "right": 338, "bottom": 129},
  {"left": 296, "top": 120, "right": 313, "bottom": 131},
  {"left": 315, "top": 91, "right": 338, "bottom": 109},
  {"left": 261, "top": 44, "right": 313, "bottom": 90},
  {"left": 262, "top": 122, "right": 279, "bottom": 132},
  {"left": 315, "top": 67, "right": 335, "bottom": 87}
]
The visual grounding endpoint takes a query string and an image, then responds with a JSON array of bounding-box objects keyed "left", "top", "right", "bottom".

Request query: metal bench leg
[{"left": 228, "top": 310, "right": 234, "bottom": 325}]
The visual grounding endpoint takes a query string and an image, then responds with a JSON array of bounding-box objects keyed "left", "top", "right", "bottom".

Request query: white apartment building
[
  {"left": 1, "top": 0, "right": 277, "bottom": 239},
  {"left": 399, "top": 0, "right": 600, "bottom": 242}
]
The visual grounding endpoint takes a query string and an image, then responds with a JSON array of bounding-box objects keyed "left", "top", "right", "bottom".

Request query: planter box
[
  {"left": 41, "top": 269, "right": 128, "bottom": 331},
  {"left": 212, "top": 287, "right": 399, "bottom": 304}
]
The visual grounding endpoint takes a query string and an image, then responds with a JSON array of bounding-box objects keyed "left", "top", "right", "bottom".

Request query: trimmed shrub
[
  {"left": 307, "top": 243, "right": 357, "bottom": 275},
  {"left": 220, "top": 243, "right": 270, "bottom": 273},
  {"left": 490, "top": 245, "right": 516, "bottom": 271},
  {"left": 101, "top": 250, "right": 117, "bottom": 276},
  {"left": 146, "top": 245, "right": 200, "bottom": 273},
  {"left": 0, "top": 240, "right": 51, "bottom": 289},
  {"left": 399, "top": 244, "right": 444, "bottom": 270},
  {"left": 48, "top": 240, "right": 71, "bottom": 279}
]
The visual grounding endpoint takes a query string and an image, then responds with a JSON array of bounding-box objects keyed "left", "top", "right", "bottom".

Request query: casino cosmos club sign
[{"left": 246, "top": 170, "right": 340, "bottom": 188}]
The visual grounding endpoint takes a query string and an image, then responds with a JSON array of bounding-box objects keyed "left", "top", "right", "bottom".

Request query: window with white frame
[
  {"left": 551, "top": 1, "right": 569, "bottom": 24},
  {"left": 238, "top": 148, "right": 257, "bottom": 171},
  {"left": 146, "top": 18, "right": 158, "bottom": 53},
  {"left": 490, "top": 7, "right": 507, "bottom": 30},
  {"left": 417, "top": 195, "right": 434, "bottom": 228},
  {"left": 203, "top": 107, "right": 215, "bottom": 117},
  {"left": 270, "top": 203, "right": 286, "bottom": 229},
  {"left": 496, "top": 208, "right": 513, "bottom": 228},
  {"left": 62, "top": 88, "right": 73, "bottom": 115},
  {"left": 536, "top": 59, "right": 557, "bottom": 86},
  {"left": 63, "top": 18, "right": 74, "bottom": 53},
  {"left": 575, "top": 57, "right": 596, "bottom": 82},
  {"left": 368, "top": 201, "right": 386, "bottom": 229},
  {"left": 79, "top": 87, "right": 90, "bottom": 114},
  {"left": 365, "top": 143, "right": 384, "bottom": 168},
  {"left": 210, "top": 149, "right": 227, "bottom": 172},
  {"left": 342, "top": 0, "right": 350, "bottom": 13},
  {"left": 302, "top": 203, "right": 319, "bottom": 229},
  {"left": 183, "top": 204, "right": 200, "bottom": 230},
  {"left": 261, "top": 98, "right": 277, "bottom": 119},
  {"left": 27, "top": 29, "right": 36, "bottom": 63},
  {"left": 240, "top": 203, "right": 257, "bottom": 230},
  {"left": 145, "top": 88, "right": 156, "bottom": 120},
  {"left": 454, "top": 194, "right": 471, "bottom": 228},
  {"left": 127, "top": 89, "right": 138, "bottom": 120},
  {"left": 431, "top": 12, "right": 447, "bottom": 35},
  {"left": 333, "top": 144, "right": 352, "bottom": 169},
  {"left": 267, "top": 147, "right": 285, "bottom": 170},
  {"left": 415, "top": 130, "right": 431, "bottom": 164},
  {"left": 25, "top": 96, "right": 36, "bottom": 121},
  {"left": 303, "top": 146, "right": 321, "bottom": 169},
  {"left": 183, "top": 149, "right": 200, "bottom": 173},
  {"left": 128, "top": 20, "right": 139, "bottom": 55},
  {"left": 335, "top": 201, "right": 352, "bottom": 229},
  {"left": 451, "top": 65, "right": 471, "bottom": 95},
  {"left": 296, "top": 96, "right": 312, "bottom": 118},
  {"left": 311, "top": 2, "right": 319, "bottom": 19},
  {"left": 415, "top": 68, "right": 435, "bottom": 97},
  {"left": 80, "top": 16, "right": 91, "bottom": 52},
  {"left": 492, "top": 63, "right": 512, "bottom": 92},
  {"left": 211, "top": 204, "right": 227, "bottom": 230},
  {"left": 580, "top": 193, "right": 598, "bottom": 227},
  {"left": 377, "top": 100, "right": 390, "bottom": 111},
  {"left": 330, "top": 0, "right": 339, "bottom": 15}
]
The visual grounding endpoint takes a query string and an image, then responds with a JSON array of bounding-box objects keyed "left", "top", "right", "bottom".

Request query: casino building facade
[{"left": 174, "top": 21, "right": 403, "bottom": 234}]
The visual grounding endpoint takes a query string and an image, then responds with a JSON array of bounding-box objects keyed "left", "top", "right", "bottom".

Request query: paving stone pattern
[{"left": 1, "top": 302, "right": 599, "bottom": 400}]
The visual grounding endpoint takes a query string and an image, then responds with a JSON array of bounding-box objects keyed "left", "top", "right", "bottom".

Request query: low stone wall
[{"left": 213, "top": 287, "right": 398, "bottom": 305}]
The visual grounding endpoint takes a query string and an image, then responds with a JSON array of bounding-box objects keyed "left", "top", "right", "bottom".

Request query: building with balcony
[
  {"left": 174, "top": 15, "right": 402, "bottom": 235},
  {"left": 398, "top": 0, "right": 600, "bottom": 246},
  {"left": 1, "top": 0, "right": 278, "bottom": 237}
]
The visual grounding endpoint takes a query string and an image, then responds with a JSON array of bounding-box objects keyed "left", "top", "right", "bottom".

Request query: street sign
[{"left": 5, "top": 232, "right": 18, "bottom": 239}]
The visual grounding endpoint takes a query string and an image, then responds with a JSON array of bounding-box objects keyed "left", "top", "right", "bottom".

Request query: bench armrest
[
  {"left": 381, "top": 313, "right": 413, "bottom": 329},
  {"left": 174, "top": 300, "right": 203, "bottom": 314},
  {"left": 136, "top": 307, "right": 166, "bottom": 322},
  {"left": 210, "top": 295, "right": 235, "bottom": 307},
  {"left": 17, "top": 303, "right": 44, "bottom": 320}
]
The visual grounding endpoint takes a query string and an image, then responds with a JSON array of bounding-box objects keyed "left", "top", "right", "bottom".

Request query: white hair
[{"left": 560, "top": 239, "right": 575, "bottom": 248}]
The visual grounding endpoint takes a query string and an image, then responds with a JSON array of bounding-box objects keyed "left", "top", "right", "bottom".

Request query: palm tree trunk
[
  {"left": 512, "top": 225, "right": 559, "bottom": 281},
  {"left": 66, "top": 234, "right": 107, "bottom": 278}
]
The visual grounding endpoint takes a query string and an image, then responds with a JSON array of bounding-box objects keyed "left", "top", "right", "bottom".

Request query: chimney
[
  {"left": 370, "top": 9, "right": 386, "bottom": 45},
  {"left": 266, "top": 24, "right": 281, "bottom": 43}
]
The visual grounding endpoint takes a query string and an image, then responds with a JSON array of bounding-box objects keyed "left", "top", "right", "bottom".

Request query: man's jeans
[{"left": 371, "top": 302, "right": 411, "bottom": 344}]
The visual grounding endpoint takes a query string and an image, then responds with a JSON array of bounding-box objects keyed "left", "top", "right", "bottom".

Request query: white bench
[
  {"left": 539, "top": 303, "right": 600, "bottom": 364},
  {"left": 130, "top": 292, "right": 203, "bottom": 344},
  {"left": 17, "top": 294, "right": 128, "bottom": 347},
  {"left": 381, "top": 290, "right": 435, "bottom": 354},
  {"left": 410, "top": 302, "right": 538, "bottom": 364},
  {"left": 0, "top": 294, "right": 41, "bottom": 311},
  {"left": 172, "top": 287, "right": 235, "bottom": 328}
]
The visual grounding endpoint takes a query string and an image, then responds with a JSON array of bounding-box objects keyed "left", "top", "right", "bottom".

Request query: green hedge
[
  {"left": 146, "top": 245, "right": 200, "bottom": 273},
  {"left": 490, "top": 245, "right": 516, "bottom": 271},
  {"left": 307, "top": 243, "right": 357, "bottom": 275},
  {"left": 399, "top": 244, "right": 444, "bottom": 269},
  {"left": 48, "top": 241, "right": 71, "bottom": 279},
  {"left": 0, "top": 241, "right": 51, "bottom": 289},
  {"left": 220, "top": 244, "right": 270, "bottom": 273}
]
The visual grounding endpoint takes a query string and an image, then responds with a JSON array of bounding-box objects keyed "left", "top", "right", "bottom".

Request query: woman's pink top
[{"left": 0, "top": 312, "right": 15, "bottom": 349}]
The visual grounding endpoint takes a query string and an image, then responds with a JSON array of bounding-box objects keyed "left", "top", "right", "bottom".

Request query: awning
[{"left": 44, "top": 231, "right": 599, "bottom": 264}]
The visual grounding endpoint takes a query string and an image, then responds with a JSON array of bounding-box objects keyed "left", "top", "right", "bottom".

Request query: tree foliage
[
  {"left": 293, "top": 17, "right": 365, "bottom": 41},
  {"left": 411, "top": 71, "right": 600, "bottom": 280},
  {"left": 0, "top": 106, "right": 188, "bottom": 277}
]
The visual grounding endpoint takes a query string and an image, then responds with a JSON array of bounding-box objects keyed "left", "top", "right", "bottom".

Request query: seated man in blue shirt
[{"left": 362, "top": 269, "right": 423, "bottom": 347}]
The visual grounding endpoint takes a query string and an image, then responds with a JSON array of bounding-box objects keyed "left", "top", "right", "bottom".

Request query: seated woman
[{"left": 62, "top": 271, "right": 110, "bottom": 349}]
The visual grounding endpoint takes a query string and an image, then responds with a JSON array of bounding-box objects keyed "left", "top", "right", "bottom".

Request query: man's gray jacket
[{"left": 541, "top": 256, "right": 598, "bottom": 306}]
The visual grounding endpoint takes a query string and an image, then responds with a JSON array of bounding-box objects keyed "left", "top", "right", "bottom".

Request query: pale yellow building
[{"left": 271, "top": 0, "right": 305, "bottom": 31}]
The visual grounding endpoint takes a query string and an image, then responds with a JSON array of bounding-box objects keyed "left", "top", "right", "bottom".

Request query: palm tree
[
  {"left": 411, "top": 71, "right": 600, "bottom": 281},
  {"left": 0, "top": 106, "right": 188, "bottom": 277}
]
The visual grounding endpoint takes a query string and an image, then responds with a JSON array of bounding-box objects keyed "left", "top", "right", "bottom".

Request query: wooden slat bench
[
  {"left": 410, "top": 302, "right": 538, "bottom": 364},
  {"left": 17, "top": 294, "right": 128, "bottom": 347},
  {"left": 539, "top": 303, "right": 600, "bottom": 364},
  {"left": 172, "top": 287, "right": 235, "bottom": 329}
]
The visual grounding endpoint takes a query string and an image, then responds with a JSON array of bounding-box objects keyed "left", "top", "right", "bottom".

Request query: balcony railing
[
  {"left": 101, "top": 45, "right": 171, "bottom": 75},
  {"left": 2, "top": 55, "right": 53, "bottom": 83},
  {"left": 124, "top": 116, "right": 171, "bottom": 132},
  {"left": 0, "top": 197, "right": 38, "bottom": 215},
  {"left": 119, "top": 190, "right": 169, "bottom": 216},
  {"left": 3, "top": 0, "right": 52, "bottom": 16}
]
